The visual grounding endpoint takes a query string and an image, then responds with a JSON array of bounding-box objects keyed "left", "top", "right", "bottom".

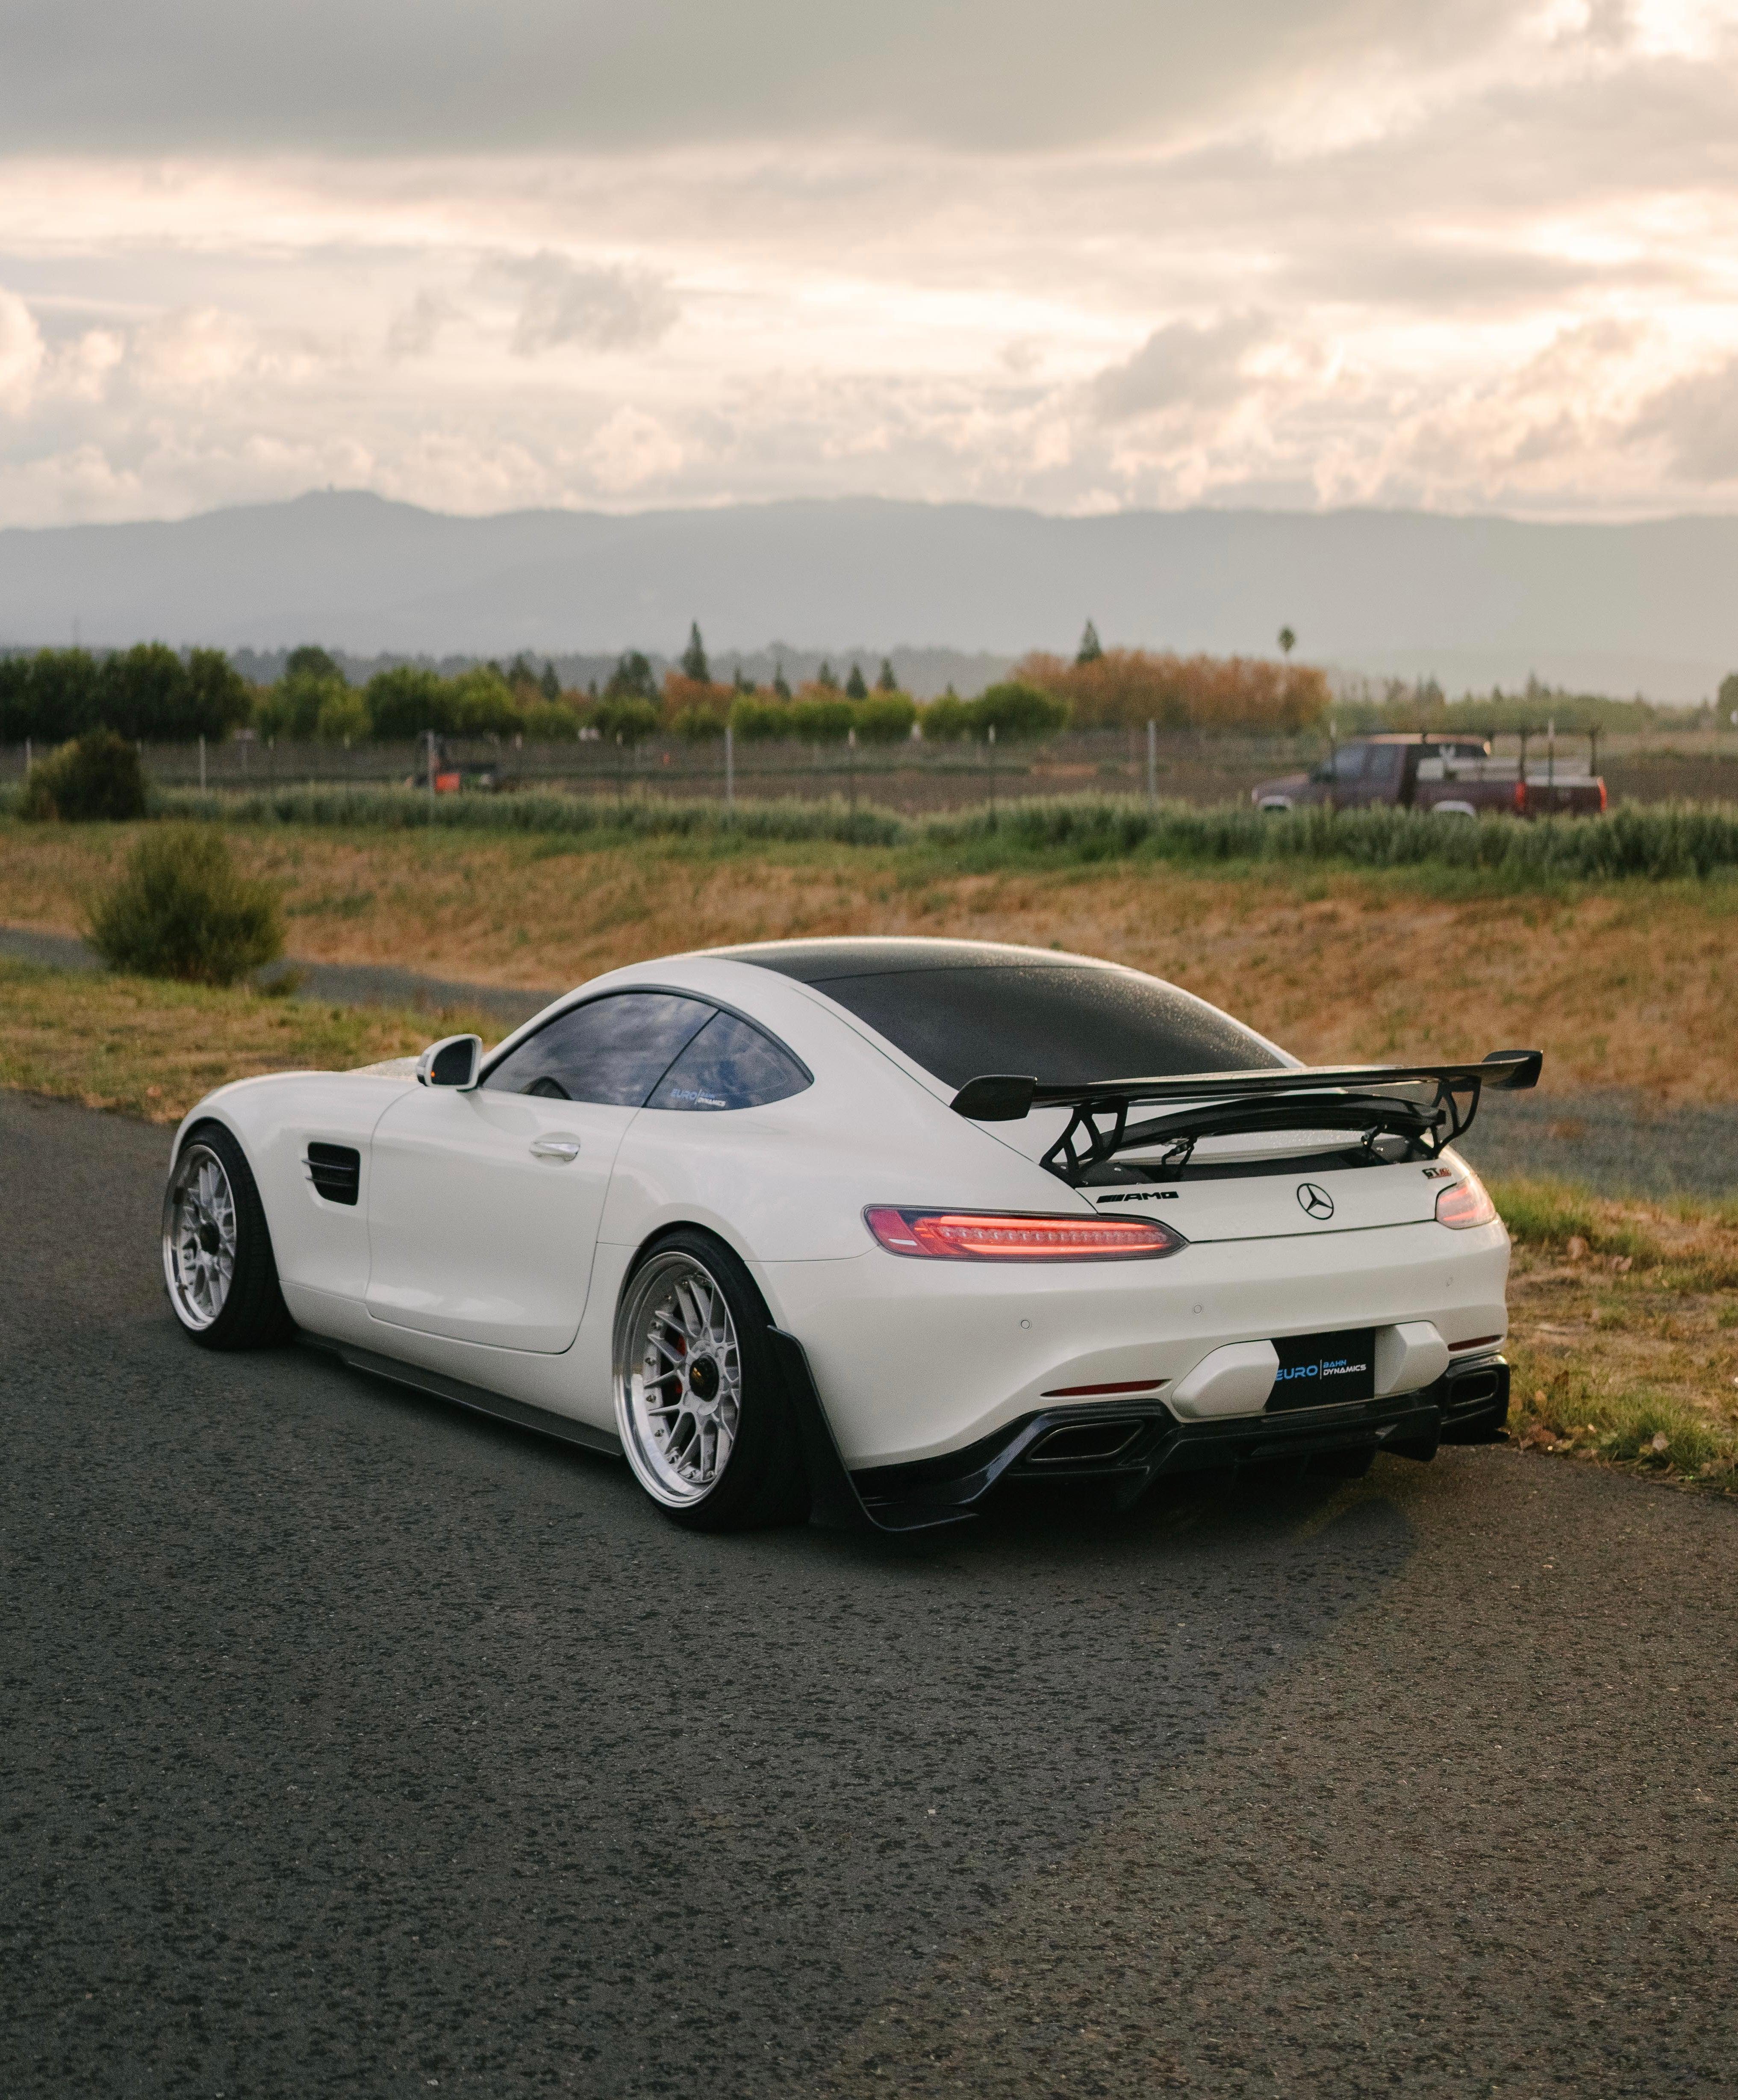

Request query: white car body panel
[{"left": 168, "top": 940, "right": 1515, "bottom": 1489}]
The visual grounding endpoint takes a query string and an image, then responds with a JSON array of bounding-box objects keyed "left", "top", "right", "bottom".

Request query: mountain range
[{"left": 3, "top": 491, "right": 1735, "bottom": 701}]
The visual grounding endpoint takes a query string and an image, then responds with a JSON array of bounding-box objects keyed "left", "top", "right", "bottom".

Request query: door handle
[{"left": 529, "top": 1136, "right": 581, "bottom": 1162}]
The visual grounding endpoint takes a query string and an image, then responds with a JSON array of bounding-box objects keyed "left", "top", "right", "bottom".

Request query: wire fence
[{"left": 5, "top": 725, "right": 1736, "bottom": 809}]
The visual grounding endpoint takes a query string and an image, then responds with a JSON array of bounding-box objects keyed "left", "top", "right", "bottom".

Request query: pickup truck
[{"left": 1252, "top": 733, "right": 1607, "bottom": 817}]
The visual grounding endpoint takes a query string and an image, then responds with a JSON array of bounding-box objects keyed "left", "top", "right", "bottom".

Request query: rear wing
[{"left": 950, "top": 1050, "right": 1542, "bottom": 1184}]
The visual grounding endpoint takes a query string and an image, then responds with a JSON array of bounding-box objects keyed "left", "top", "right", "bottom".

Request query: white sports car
[{"left": 162, "top": 937, "right": 1535, "bottom": 1532}]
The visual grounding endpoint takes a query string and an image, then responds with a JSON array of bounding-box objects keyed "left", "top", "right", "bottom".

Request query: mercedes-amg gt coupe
[{"left": 162, "top": 937, "right": 1534, "bottom": 1531}]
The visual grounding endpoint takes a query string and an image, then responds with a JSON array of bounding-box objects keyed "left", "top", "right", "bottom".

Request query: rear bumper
[{"left": 824, "top": 1353, "right": 1510, "bottom": 1532}]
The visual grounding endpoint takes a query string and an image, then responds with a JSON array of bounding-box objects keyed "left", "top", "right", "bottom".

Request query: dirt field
[{"left": 5, "top": 820, "right": 1736, "bottom": 1100}]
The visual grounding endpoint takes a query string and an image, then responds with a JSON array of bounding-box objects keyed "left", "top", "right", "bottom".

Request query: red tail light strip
[
  {"left": 1449, "top": 1334, "right": 1503, "bottom": 1352},
  {"left": 864, "top": 1206, "right": 1187, "bottom": 1262},
  {"left": 1042, "top": 1377, "right": 1169, "bottom": 1396}
]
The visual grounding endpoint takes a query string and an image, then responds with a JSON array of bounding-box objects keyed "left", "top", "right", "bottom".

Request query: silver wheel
[
  {"left": 162, "top": 1141, "right": 238, "bottom": 1331},
  {"left": 614, "top": 1251, "right": 743, "bottom": 1508}
]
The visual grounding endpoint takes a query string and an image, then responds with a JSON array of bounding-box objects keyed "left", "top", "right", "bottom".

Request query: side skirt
[{"left": 306, "top": 1337, "right": 624, "bottom": 1459}]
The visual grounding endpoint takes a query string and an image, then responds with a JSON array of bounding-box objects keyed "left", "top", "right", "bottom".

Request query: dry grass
[
  {"left": 1493, "top": 1177, "right": 1738, "bottom": 1491},
  {"left": 0, "top": 958, "right": 497, "bottom": 1125},
  {"left": 6, "top": 821, "right": 1738, "bottom": 1100}
]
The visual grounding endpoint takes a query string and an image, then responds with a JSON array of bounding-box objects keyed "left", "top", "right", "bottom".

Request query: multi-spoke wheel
[
  {"left": 162, "top": 1122, "right": 294, "bottom": 1350},
  {"left": 613, "top": 1230, "right": 808, "bottom": 1530}
]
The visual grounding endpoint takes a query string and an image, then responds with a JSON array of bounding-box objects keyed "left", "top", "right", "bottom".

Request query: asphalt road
[{"left": 3, "top": 1088, "right": 1735, "bottom": 2099}]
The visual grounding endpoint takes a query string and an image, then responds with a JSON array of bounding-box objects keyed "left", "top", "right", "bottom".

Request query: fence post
[
  {"left": 847, "top": 727, "right": 857, "bottom": 816},
  {"left": 426, "top": 728, "right": 436, "bottom": 816},
  {"left": 1146, "top": 718, "right": 1156, "bottom": 810},
  {"left": 725, "top": 723, "right": 735, "bottom": 814},
  {"left": 987, "top": 722, "right": 996, "bottom": 829},
  {"left": 199, "top": 733, "right": 206, "bottom": 792}
]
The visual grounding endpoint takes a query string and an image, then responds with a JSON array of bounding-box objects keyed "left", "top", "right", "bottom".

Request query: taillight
[
  {"left": 1436, "top": 1172, "right": 1497, "bottom": 1229},
  {"left": 864, "top": 1206, "right": 1187, "bottom": 1261},
  {"left": 1512, "top": 779, "right": 1528, "bottom": 814},
  {"left": 1598, "top": 780, "right": 1608, "bottom": 812}
]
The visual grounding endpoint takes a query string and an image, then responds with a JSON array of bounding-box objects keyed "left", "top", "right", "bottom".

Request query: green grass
[{"left": 49, "top": 784, "right": 1738, "bottom": 884}]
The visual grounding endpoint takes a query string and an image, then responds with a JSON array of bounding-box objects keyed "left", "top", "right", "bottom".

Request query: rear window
[{"left": 811, "top": 963, "right": 1283, "bottom": 1088}]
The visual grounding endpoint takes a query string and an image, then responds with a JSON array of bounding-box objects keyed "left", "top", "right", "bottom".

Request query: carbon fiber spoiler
[{"left": 949, "top": 1049, "right": 1543, "bottom": 1183}]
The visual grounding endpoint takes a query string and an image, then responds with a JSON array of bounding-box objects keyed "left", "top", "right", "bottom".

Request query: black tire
[
  {"left": 162, "top": 1120, "right": 295, "bottom": 1351},
  {"left": 613, "top": 1227, "right": 810, "bottom": 1532}
]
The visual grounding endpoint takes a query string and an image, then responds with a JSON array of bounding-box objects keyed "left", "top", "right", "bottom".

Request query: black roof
[{"left": 709, "top": 938, "right": 1102, "bottom": 984}]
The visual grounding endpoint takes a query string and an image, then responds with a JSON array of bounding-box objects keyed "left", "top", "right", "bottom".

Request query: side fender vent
[{"left": 305, "top": 1142, "right": 360, "bottom": 1206}]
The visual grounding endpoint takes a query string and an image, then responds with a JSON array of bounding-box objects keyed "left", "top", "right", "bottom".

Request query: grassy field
[{"left": 4, "top": 818, "right": 1737, "bottom": 1098}]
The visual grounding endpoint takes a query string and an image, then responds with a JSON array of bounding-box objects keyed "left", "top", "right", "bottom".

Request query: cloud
[
  {"left": 1627, "top": 355, "right": 1738, "bottom": 482},
  {"left": 497, "top": 254, "right": 678, "bottom": 356},
  {"left": 1090, "top": 318, "right": 1273, "bottom": 425},
  {"left": 387, "top": 290, "right": 459, "bottom": 360},
  {"left": 0, "top": 288, "right": 45, "bottom": 415},
  {"left": 0, "top": 0, "right": 1523, "bottom": 156},
  {"left": 585, "top": 406, "right": 685, "bottom": 492}
]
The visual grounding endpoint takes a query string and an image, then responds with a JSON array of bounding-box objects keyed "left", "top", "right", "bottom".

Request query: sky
[{"left": 1, "top": 0, "right": 1735, "bottom": 529}]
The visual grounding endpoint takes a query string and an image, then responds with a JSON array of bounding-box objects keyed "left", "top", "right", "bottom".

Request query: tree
[
  {"left": 814, "top": 660, "right": 839, "bottom": 692},
  {"left": 315, "top": 687, "right": 372, "bottom": 744},
  {"left": 1278, "top": 626, "right": 1296, "bottom": 657},
  {"left": 449, "top": 664, "right": 524, "bottom": 738},
  {"left": 20, "top": 649, "right": 102, "bottom": 743},
  {"left": 286, "top": 645, "right": 342, "bottom": 682},
  {"left": 789, "top": 695, "right": 854, "bottom": 743},
  {"left": 1076, "top": 620, "right": 1103, "bottom": 666},
  {"left": 592, "top": 695, "right": 659, "bottom": 744},
  {"left": 680, "top": 621, "right": 710, "bottom": 684},
  {"left": 733, "top": 663, "right": 755, "bottom": 694},
  {"left": 730, "top": 695, "right": 792, "bottom": 741},
  {"left": 539, "top": 661, "right": 562, "bottom": 702},
  {"left": 0, "top": 654, "right": 31, "bottom": 741},
  {"left": 184, "top": 650, "right": 253, "bottom": 739},
  {"left": 365, "top": 665, "right": 450, "bottom": 740},
  {"left": 845, "top": 662, "right": 869, "bottom": 700},
  {"left": 1720, "top": 670, "right": 1738, "bottom": 719},
  {"left": 772, "top": 663, "right": 792, "bottom": 701},
  {"left": 605, "top": 650, "right": 659, "bottom": 704},
  {"left": 100, "top": 643, "right": 189, "bottom": 741},
  {"left": 877, "top": 658, "right": 899, "bottom": 692},
  {"left": 920, "top": 693, "right": 972, "bottom": 742}
]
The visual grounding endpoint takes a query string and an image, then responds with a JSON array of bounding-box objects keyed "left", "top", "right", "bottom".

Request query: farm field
[{"left": 3, "top": 818, "right": 1736, "bottom": 1099}]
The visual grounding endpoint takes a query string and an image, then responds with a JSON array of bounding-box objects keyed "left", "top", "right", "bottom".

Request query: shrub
[
  {"left": 974, "top": 680, "right": 1070, "bottom": 741},
  {"left": 663, "top": 672, "right": 732, "bottom": 741},
  {"left": 919, "top": 694, "right": 973, "bottom": 742},
  {"left": 520, "top": 698, "right": 582, "bottom": 741},
  {"left": 852, "top": 692, "right": 918, "bottom": 745},
  {"left": 590, "top": 695, "right": 660, "bottom": 745},
  {"left": 730, "top": 695, "right": 794, "bottom": 742},
  {"left": 789, "top": 695, "right": 854, "bottom": 743},
  {"left": 19, "top": 731, "right": 149, "bottom": 821},
  {"left": 87, "top": 826, "right": 284, "bottom": 985}
]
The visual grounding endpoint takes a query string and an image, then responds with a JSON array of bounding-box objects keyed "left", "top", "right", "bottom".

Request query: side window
[
  {"left": 1331, "top": 743, "right": 1369, "bottom": 780},
  {"left": 644, "top": 1010, "right": 812, "bottom": 1113},
  {"left": 483, "top": 992, "right": 712, "bottom": 1104}
]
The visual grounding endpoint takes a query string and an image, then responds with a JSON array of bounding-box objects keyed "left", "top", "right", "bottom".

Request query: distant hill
[{"left": 3, "top": 491, "right": 1735, "bottom": 701}]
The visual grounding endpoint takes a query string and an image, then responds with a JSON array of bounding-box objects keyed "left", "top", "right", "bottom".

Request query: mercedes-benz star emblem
[{"left": 1296, "top": 1182, "right": 1335, "bottom": 1220}]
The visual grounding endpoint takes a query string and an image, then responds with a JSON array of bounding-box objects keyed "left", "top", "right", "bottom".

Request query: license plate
[{"left": 1267, "top": 1328, "right": 1376, "bottom": 1411}]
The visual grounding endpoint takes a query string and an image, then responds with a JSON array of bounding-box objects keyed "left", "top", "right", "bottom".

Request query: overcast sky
[{"left": 1, "top": 0, "right": 1735, "bottom": 526}]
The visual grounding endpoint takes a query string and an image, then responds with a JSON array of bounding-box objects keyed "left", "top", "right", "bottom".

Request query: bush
[
  {"left": 974, "top": 681, "right": 1070, "bottom": 741},
  {"left": 315, "top": 687, "right": 373, "bottom": 744},
  {"left": 19, "top": 731, "right": 149, "bottom": 821},
  {"left": 365, "top": 664, "right": 450, "bottom": 739},
  {"left": 589, "top": 695, "right": 660, "bottom": 745},
  {"left": 852, "top": 692, "right": 918, "bottom": 745},
  {"left": 920, "top": 695, "right": 973, "bottom": 742},
  {"left": 730, "top": 695, "right": 793, "bottom": 742},
  {"left": 87, "top": 826, "right": 284, "bottom": 985},
  {"left": 789, "top": 695, "right": 855, "bottom": 743}
]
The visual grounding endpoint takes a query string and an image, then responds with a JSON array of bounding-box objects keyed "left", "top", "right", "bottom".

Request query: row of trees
[
  {"left": 0, "top": 645, "right": 252, "bottom": 744},
  {"left": 1, "top": 622, "right": 1327, "bottom": 750},
  {"left": 1016, "top": 629, "right": 1331, "bottom": 733}
]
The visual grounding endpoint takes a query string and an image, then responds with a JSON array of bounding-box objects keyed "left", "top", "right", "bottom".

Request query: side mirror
[{"left": 417, "top": 1034, "right": 482, "bottom": 1090}]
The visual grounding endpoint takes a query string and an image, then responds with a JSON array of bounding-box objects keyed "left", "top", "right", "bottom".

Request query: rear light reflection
[
  {"left": 864, "top": 1206, "right": 1187, "bottom": 1261},
  {"left": 1436, "top": 1173, "right": 1497, "bottom": 1229}
]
